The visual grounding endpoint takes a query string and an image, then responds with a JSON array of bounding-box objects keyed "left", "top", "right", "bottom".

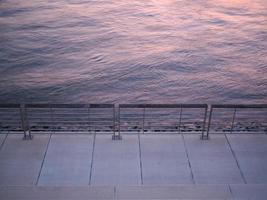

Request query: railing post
[
  {"left": 142, "top": 107, "right": 145, "bottom": 134},
  {"left": 112, "top": 105, "right": 121, "bottom": 140},
  {"left": 206, "top": 105, "right": 213, "bottom": 139},
  {"left": 87, "top": 105, "right": 91, "bottom": 133},
  {"left": 178, "top": 105, "right": 182, "bottom": 133},
  {"left": 201, "top": 105, "right": 208, "bottom": 140},
  {"left": 50, "top": 106, "right": 54, "bottom": 134},
  {"left": 20, "top": 104, "right": 32, "bottom": 140},
  {"left": 230, "top": 108, "right": 237, "bottom": 134}
]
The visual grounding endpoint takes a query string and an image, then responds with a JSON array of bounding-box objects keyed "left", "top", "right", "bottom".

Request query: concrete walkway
[{"left": 0, "top": 133, "right": 267, "bottom": 199}]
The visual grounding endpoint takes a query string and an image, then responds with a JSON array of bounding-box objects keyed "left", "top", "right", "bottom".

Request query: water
[{"left": 0, "top": 0, "right": 266, "bottom": 104}]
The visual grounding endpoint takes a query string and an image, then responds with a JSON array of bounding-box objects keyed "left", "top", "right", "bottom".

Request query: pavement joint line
[
  {"left": 0, "top": 133, "right": 8, "bottom": 151},
  {"left": 225, "top": 134, "right": 247, "bottom": 184},
  {"left": 113, "top": 186, "right": 116, "bottom": 200},
  {"left": 89, "top": 132, "right": 96, "bottom": 185},
  {"left": 228, "top": 184, "right": 234, "bottom": 198},
  {"left": 36, "top": 133, "right": 52, "bottom": 185},
  {"left": 182, "top": 134, "right": 195, "bottom": 184},
  {"left": 138, "top": 133, "right": 144, "bottom": 185}
]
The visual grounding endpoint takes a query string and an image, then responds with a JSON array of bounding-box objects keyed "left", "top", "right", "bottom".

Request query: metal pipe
[
  {"left": 201, "top": 106, "right": 208, "bottom": 139},
  {"left": 178, "top": 105, "right": 183, "bottom": 134},
  {"left": 206, "top": 106, "right": 213, "bottom": 139},
  {"left": 142, "top": 108, "right": 145, "bottom": 134},
  {"left": 230, "top": 108, "right": 237, "bottom": 134}
]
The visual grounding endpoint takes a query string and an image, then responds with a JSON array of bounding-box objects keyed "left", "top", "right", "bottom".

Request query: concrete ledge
[
  {"left": 116, "top": 185, "right": 232, "bottom": 199},
  {"left": 230, "top": 184, "right": 267, "bottom": 200},
  {"left": 0, "top": 186, "right": 114, "bottom": 200},
  {"left": 0, "top": 184, "right": 266, "bottom": 199}
]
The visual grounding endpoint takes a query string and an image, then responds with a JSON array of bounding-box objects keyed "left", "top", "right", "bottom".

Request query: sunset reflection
[{"left": 0, "top": 0, "right": 266, "bottom": 103}]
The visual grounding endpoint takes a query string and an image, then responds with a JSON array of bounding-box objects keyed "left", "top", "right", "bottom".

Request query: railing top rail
[
  {"left": 25, "top": 104, "right": 114, "bottom": 108},
  {"left": 119, "top": 104, "right": 207, "bottom": 108},
  {"left": 0, "top": 104, "right": 21, "bottom": 108},
  {"left": 211, "top": 104, "right": 267, "bottom": 109}
]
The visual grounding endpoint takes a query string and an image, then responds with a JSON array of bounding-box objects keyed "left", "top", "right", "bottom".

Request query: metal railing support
[
  {"left": 2, "top": 103, "right": 265, "bottom": 138},
  {"left": 87, "top": 105, "right": 91, "bottom": 133},
  {"left": 178, "top": 105, "right": 182, "bottom": 134},
  {"left": 230, "top": 108, "right": 237, "bottom": 134},
  {"left": 142, "top": 108, "right": 145, "bottom": 134},
  {"left": 206, "top": 105, "right": 213, "bottom": 139},
  {"left": 20, "top": 104, "right": 32, "bottom": 140},
  {"left": 112, "top": 105, "right": 121, "bottom": 140},
  {"left": 201, "top": 105, "right": 208, "bottom": 140}
]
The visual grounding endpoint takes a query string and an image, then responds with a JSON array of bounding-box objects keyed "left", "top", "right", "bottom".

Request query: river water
[{"left": 0, "top": 0, "right": 266, "bottom": 104}]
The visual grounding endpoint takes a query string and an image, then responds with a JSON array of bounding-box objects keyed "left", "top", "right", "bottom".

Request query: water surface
[{"left": 0, "top": 0, "right": 266, "bottom": 103}]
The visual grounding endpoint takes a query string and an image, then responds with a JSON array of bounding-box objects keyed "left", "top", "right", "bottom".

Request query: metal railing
[
  {"left": 26, "top": 103, "right": 115, "bottom": 132},
  {"left": 0, "top": 103, "right": 266, "bottom": 140},
  {"left": 0, "top": 104, "right": 24, "bottom": 132},
  {"left": 0, "top": 104, "right": 115, "bottom": 139},
  {"left": 119, "top": 104, "right": 208, "bottom": 139},
  {"left": 207, "top": 104, "right": 267, "bottom": 138}
]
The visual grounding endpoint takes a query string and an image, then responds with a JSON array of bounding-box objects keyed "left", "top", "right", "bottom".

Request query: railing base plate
[
  {"left": 200, "top": 135, "right": 209, "bottom": 140},
  {"left": 112, "top": 134, "right": 122, "bottom": 140},
  {"left": 23, "top": 134, "right": 33, "bottom": 140}
]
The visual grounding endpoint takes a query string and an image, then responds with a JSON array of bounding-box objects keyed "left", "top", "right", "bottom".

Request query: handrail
[
  {"left": 25, "top": 104, "right": 114, "bottom": 108},
  {"left": 0, "top": 103, "right": 266, "bottom": 140},
  {"left": 211, "top": 104, "right": 267, "bottom": 109},
  {"left": 119, "top": 104, "right": 208, "bottom": 138},
  {"left": 206, "top": 104, "right": 267, "bottom": 138},
  {"left": 0, "top": 104, "right": 21, "bottom": 108},
  {"left": 119, "top": 104, "right": 207, "bottom": 108}
]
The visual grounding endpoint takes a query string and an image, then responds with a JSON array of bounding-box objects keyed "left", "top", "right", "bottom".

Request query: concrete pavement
[{"left": 0, "top": 133, "right": 267, "bottom": 199}]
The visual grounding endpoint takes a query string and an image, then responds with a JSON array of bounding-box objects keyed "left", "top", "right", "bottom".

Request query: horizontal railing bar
[
  {"left": 0, "top": 104, "right": 21, "bottom": 108},
  {"left": 27, "top": 113, "right": 113, "bottom": 115},
  {"left": 212, "top": 104, "right": 267, "bottom": 109},
  {"left": 29, "top": 126, "right": 114, "bottom": 128},
  {"left": 29, "top": 122, "right": 114, "bottom": 125},
  {"left": 28, "top": 118, "right": 113, "bottom": 123},
  {"left": 119, "top": 104, "right": 207, "bottom": 108},
  {"left": 26, "top": 104, "right": 114, "bottom": 108},
  {"left": 0, "top": 116, "right": 20, "bottom": 122}
]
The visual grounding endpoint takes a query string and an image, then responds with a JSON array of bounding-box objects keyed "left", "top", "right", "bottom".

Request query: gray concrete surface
[
  {"left": 38, "top": 135, "right": 94, "bottom": 186},
  {"left": 0, "top": 133, "right": 267, "bottom": 199},
  {"left": 227, "top": 135, "right": 267, "bottom": 184},
  {"left": 91, "top": 135, "right": 141, "bottom": 185},
  {"left": 184, "top": 134, "right": 244, "bottom": 184},
  {"left": 0, "top": 134, "right": 49, "bottom": 185},
  {"left": 140, "top": 135, "right": 193, "bottom": 185},
  {"left": 1, "top": 185, "right": 266, "bottom": 199},
  {"left": 230, "top": 184, "right": 267, "bottom": 200},
  {"left": 0, "top": 186, "right": 114, "bottom": 200},
  {"left": 116, "top": 185, "right": 232, "bottom": 199},
  {"left": 0, "top": 134, "right": 6, "bottom": 149}
]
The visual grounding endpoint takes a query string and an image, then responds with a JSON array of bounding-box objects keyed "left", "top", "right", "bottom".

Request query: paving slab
[
  {"left": 91, "top": 135, "right": 141, "bottom": 186},
  {"left": 230, "top": 184, "right": 267, "bottom": 200},
  {"left": 140, "top": 134, "right": 193, "bottom": 185},
  {"left": 116, "top": 185, "right": 232, "bottom": 199},
  {"left": 184, "top": 134, "right": 244, "bottom": 184},
  {"left": 0, "top": 134, "right": 7, "bottom": 149},
  {"left": 0, "top": 186, "right": 114, "bottom": 200},
  {"left": 0, "top": 134, "right": 49, "bottom": 185},
  {"left": 227, "top": 135, "right": 267, "bottom": 184},
  {"left": 38, "top": 134, "right": 93, "bottom": 186}
]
